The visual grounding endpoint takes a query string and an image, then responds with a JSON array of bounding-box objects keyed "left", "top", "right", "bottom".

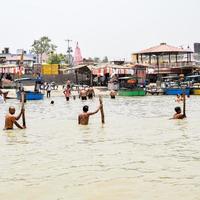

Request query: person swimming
[
  {"left": 78, "top": 105, "right": 101, "bottom": 125},
  {"left": 50, "top": 100, "right": 54, "bottom": 104}
]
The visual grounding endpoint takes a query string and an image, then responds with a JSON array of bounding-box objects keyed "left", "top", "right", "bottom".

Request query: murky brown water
[{"left": 0, "top": 96, "right": 200, "bottom": 200}]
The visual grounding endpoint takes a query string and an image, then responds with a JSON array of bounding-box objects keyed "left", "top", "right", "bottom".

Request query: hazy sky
[{"left": 0, "top": 0, "right": 199, "bottom": 60}]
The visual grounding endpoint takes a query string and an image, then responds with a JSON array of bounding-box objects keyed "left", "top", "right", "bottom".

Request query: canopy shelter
[
  {"left": 132, "top": 43, "right": 194, "bottom": 78},
  {"left": 91, "top": 64, "right": 134, "bottom": 77}
]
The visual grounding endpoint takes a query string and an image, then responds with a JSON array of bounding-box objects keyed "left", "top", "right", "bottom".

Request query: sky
[{"left": 0, "top": 0, "right": 199, "bottom": 60}]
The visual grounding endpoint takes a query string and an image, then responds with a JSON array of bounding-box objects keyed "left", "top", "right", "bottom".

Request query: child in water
[{"left": 78, "top": 105, "right": 102, "bottom": 125}]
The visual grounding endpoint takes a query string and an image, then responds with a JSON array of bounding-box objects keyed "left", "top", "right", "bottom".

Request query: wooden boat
[
  {"left": 186, "top": 75, "right": 200, "bottom": 95},
  {"left": 118, "top": 77, "right": 146, "bottom": 96},
  {"left": 15, "top": 78, "right": 44, "bottom": 101},
  {"left": 16, "top": 90, "right": 44, "bottom": 100},
  {"left": 163, "top": 88, "right": 190, "bottom": 95},
  {"left": 118, "top": 88, "right": 146, "bottom": 96},
  {"left": 161, "top": 76, "right": 190, "bottom": 95}
]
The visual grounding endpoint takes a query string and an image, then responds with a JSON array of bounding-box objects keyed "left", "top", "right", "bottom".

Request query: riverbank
[{"left": 1, "top": 86, "right": 110, "bottom": 99}]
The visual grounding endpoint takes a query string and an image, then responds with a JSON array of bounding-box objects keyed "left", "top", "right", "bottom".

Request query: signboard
[{"left": 42, "top": 64, "right": 58, "bottom": 75}]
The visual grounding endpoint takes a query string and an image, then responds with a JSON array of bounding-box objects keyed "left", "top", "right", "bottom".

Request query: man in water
[
  {"left": 110, "top": 90, "right": 116, "bottom": 99},
  {"left": 87, "top": 87, "right": 95, "bottom": 99},
  {"left": 173, "top": 106, "right": 186, "bottom": 119},
  {"left": 63, "top": 85, "right": 71, "bottom": 101},
  {"left": 79, "top": 88, "right": 87, "bottom": 100},
  {"left": 0, "top": 89, "right": 8, "bottom": 102},
  {"left": 4, "top": 106, "right": 25, "bottom": 130},
  {"left": 175, "top": 94, "right": 183, "bottom": 103},
  {"left": 78, "top": 105, "right": 101, "bottom": 125}
]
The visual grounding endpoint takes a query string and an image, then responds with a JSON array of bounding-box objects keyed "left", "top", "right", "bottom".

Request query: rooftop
[{"left": 134, "top": 43, "right": 193, "bottom": 55}]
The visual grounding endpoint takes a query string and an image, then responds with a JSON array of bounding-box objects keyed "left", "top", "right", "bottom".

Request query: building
[
  {"left": 0, "top": 48, "right": 36, "bottom": 66},
  {"left": 132, "top": 43, "right": 196, "bottom": 81},
  {"left": 194, "top": 43, "right": 200, "bottom": 53}
]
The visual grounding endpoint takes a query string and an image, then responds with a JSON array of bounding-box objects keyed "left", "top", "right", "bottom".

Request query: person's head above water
[
  {"left": 175, "top": 106, "right": 181, "bottom": 114},
  {"left": 83, "top": 105, "right": 89, "bottom": 112},
  {"left": 50, "top": 100, "right": 54, "bottom": 104},
  {"left": 9, "top": 106, "right": 15, "bottom": 114}
]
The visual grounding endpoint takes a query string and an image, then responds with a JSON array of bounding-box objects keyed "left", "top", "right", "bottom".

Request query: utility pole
[{"left": 65, "top": 39, "right": 73, "bottom": 67}]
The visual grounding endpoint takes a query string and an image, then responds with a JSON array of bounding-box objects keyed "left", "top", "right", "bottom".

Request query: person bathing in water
[
  {"left": 87, "top": 87, "right": 95, "bottom": 99},
  {"left": 78, "top": 105, "right": 102, "bottom": 125},
  {"left": 173, "top": 106, "right": 186, "bottom": 119},
  {"left": 110, "top": 90, "right": 116, "bottom": 99},
  {"left": 63, "top": 85, "right": 71, "bottom": 101},
  {"left": 175, "top": 94, "right": 183, "bottom": 103},
  {"left": 4, "top": 106, "right": 25, "bottom": 130},
  {"left": 79, "top": 88, "right": 87, "bottom": 100}
]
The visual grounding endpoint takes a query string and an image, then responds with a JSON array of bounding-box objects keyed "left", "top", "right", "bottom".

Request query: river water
[{"left": 0, "top": 96, "right": 200, "bottom": 200}]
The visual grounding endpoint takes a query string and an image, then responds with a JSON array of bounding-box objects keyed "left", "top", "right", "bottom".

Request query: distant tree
[
  {"left": 102, "top": 56, "right": 109, "bottom": 63},
  {"left": 94, "top": 57, "right": 101, "bottom": 63},
  {"left": 47, "top": 53, "right": 66, "bottom": 64},
  {"left": 31, "top": 36, "right": 57, "bottom": 64}
]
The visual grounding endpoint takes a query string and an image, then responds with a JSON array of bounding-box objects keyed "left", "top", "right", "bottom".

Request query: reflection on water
[{"left": 0, "top": 96, "right": 200, "bottom": 199}]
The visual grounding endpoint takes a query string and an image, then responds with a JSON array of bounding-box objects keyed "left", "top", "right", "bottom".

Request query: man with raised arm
[{"left": 78, "top": 105, "right": 101, "bottom": 125}]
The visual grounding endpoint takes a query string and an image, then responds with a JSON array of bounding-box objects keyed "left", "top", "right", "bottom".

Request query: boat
[
  {"left": 163, "top": 87, "right": 190, "bottom": 95},
  {"left": 16, "top": 90, "right": 44, "bottom": 100},
  {"left": 118, "top": 77, "right": 146, "bottom": 96},
  {"left": 186, "top": 75, "right": 200, "bottom": 95},
  {"left": 15, "top": 78, "right": 44, "bottom": 100},
  {"left": 161, "top": 75, "right": 190, "bottom": 95}
]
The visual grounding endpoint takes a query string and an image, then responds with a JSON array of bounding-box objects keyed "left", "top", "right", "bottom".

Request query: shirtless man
[
  {"left": 0, "top": 89, "right": 8, "bottom": 102},
  {"left": 4, "top": 107, "right": 25, "bottom": 130},
  {"left": 87, "top": 87, "right": 95, "bottom": 99},
  {"left": 79, "top": 88, "right": 87, "bottom": 100},
  {"left": 110, "top": 90, "right": 116, "bottom": 99},
  {"left": 63, "top": 85, "right": 71, "bottom": 101},
  {"left": 78, "top": 105, "right": 101, "bottom": 125},
  {"left": 175, "top": 94, "right": 183, "bottom": 103},
  {"left": 173, "top": 106, "right": 186, "bottom": 119}
]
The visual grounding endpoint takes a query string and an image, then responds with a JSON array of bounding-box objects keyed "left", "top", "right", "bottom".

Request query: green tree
[
  {"left": 31, "top": 36, "right": 57, "bottom": 63},
  {"left": 94, "top": 57, "right": 101, "bottom": 63},
  {"left": 47, "top": 53, "right": 66, "bottom": 64}
]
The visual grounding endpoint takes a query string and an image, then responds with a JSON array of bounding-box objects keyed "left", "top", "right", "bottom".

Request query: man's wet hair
[
  {"left": 175, "top": 106, "right": 181, "bottom": 113},
  {"left": 83, "top": 105, "right": 89, "bottom": 112}
]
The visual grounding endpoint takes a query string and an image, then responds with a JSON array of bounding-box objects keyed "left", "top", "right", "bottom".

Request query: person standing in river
[
  {"left": 110, "top": 90, "right": 116, "bottom": 99},
  {"left": 63, "top": 84, "right": 71, "bottom": 101},
  {"left": 79, "top": 88, "right": 87, "bottom": 100},
  {"left": 78, "top": 105, "right": 101, "bottom": 125},
  {"left": 4, "top": 106, "right": 25, "bottom": 130},
  {"left": 87, "top": 87, "right": 95, "bottom": 99},
  {"left": 173, "top": 106, "right": 186, "bottom": 119}
]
